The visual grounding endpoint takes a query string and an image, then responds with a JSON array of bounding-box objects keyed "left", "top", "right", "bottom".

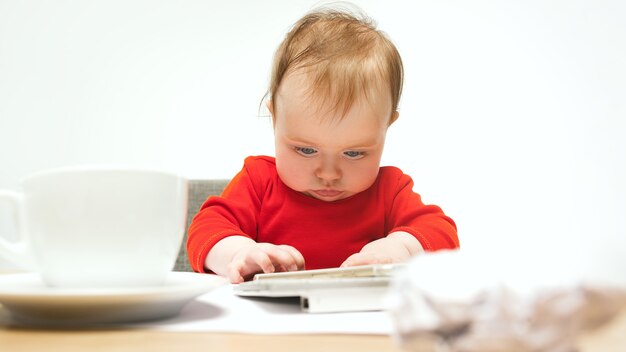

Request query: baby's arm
[
  {"left": 206, "top": 236, "right": 305, "bottom": 284},
  {"left": 340, "top": 231, "right": 424, "bottom": 267},
  {"left": 340, "top": 170, "right": 458, "bottom": 268}
]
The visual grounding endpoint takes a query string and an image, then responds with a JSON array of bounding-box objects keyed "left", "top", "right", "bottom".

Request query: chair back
[{"left": 174, "top": 179, "right": 230, "bottom": 272}]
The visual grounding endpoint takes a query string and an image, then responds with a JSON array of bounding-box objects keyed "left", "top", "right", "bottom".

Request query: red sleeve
[
  {"left": 186, "top": 158, "right": 266, "bottom": 273},
  {"left": 386, "top": 171, "right": 459, "bottom": 251}
]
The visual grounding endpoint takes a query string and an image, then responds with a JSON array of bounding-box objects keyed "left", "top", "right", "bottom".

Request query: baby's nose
[{"left": 315, "top": 159, "right": 341, "bottom": 181}]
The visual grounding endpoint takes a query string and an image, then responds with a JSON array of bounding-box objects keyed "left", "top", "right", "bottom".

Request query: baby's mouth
[{"left": 312, "top": 189, "right": 343, "bottom": 198}]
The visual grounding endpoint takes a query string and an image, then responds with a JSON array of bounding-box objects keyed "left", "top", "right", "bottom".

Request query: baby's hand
[
  {"left": 340, "top": 232, "right": 423, "bottom": 267},
  {"left": 227, "top": 243, "right": 305, "bottom": 283},
  {"left": 340, "top": 251, "right": 394, "bottom": 267}
]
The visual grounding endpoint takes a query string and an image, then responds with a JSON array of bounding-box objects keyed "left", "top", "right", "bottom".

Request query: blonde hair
[{"left": 266, "top": 7, "right": 403, "bottom": 121}]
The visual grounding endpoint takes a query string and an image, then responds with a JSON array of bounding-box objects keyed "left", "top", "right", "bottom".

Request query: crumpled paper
[{"left": 386, "top": 250, "right": 626, "bottom": 352}]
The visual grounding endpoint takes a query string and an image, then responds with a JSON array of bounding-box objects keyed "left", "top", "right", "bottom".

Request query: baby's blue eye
[
  {"left": 344, "top": 151, "right": 365, "bottom": 159},
  {"left": 295, "top": 147, "right": 317, "bottom": 156}
]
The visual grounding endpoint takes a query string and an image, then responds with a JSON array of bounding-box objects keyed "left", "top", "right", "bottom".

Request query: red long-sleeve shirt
[{"left": 187, "top": 156, "right": 458, "bottom": 273}]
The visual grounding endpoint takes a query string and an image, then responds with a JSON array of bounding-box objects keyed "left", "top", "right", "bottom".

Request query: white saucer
[{"left": 0, "top": 272, "right": 227, "bottom": 326}]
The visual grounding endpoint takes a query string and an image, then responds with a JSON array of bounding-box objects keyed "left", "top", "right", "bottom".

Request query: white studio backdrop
[{"left": 1, "top": 0, "right": 625, "bottom": 278}]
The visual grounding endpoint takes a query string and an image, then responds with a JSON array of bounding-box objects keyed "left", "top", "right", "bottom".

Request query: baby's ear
[
  {"left": 266, "top": 100, "right": 276, "bottom": 126},
  {"left": 266, "top": 100, "right": 274, "bottom": 115},
  {"left": 389, "top": 111, "right": 400, "bottom": 126}
]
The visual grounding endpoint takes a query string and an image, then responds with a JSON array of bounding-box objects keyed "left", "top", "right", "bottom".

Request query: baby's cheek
[
  {"left": 350, "top": 164, "right": 380, "bottom": 192},
  {"left": 276, "top": 159, "right": 310, "bottom": 191}
]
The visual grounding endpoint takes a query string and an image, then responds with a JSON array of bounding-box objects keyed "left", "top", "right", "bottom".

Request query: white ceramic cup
[{"left": 0, "top": 166, "right": 188, "bottom": 288}]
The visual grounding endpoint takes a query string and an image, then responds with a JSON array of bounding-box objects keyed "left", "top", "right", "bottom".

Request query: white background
[{"left": 1, "top": 0, "right": 625, "bottom": 278}]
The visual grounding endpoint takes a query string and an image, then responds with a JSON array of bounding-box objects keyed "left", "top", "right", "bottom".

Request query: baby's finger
[
  {"left": 248, "top": 249, "right": 275, "bottom": 274},
  {"left": 341, "top": 253, "right": 376, "bottom": 267},
  {"left": 262, "top": 245, "right": 302, "bottom": 272},
  {"left": 278, "top": 245, "right": 306, "bottom": 271},
  {"left": 226, "top": 262, "right": 245, "bottom": 284},
  {"left": 228, "top": 248, "right": 273, "bottom": 282}
]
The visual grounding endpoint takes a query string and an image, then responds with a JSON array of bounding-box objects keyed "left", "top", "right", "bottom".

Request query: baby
[{"left": 187, "top": 7, "right": 459, "bottom": 283}]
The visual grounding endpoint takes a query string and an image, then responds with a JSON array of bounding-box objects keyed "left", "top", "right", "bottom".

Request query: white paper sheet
[{"left": 130, "top": 284, "right": 393, "bottom": 335}]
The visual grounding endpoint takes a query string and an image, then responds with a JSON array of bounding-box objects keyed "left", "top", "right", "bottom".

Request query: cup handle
[{"left": 0, "top": 190, "right": 35, "bottom": 270}]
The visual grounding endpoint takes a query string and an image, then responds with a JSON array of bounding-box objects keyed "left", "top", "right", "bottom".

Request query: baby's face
[{"left": 272, "top": 73, "right": 395, "bottom": 202}]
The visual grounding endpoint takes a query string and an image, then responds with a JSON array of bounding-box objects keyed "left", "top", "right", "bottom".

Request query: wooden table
[
  {"left": 0, "top": 268, "right": 404, "bottom": 352},
  {"left": 2, "top": 307, "right": 625, "bottom": 351},
  {"left": 0, "top": 328, "right": 404, "bottom": 352},
  {"left": 1, "top": 316, "right": 625, "bottom": 352},
  {"left": 1, "top": 271, "right": 625, "bottom": 352}
]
